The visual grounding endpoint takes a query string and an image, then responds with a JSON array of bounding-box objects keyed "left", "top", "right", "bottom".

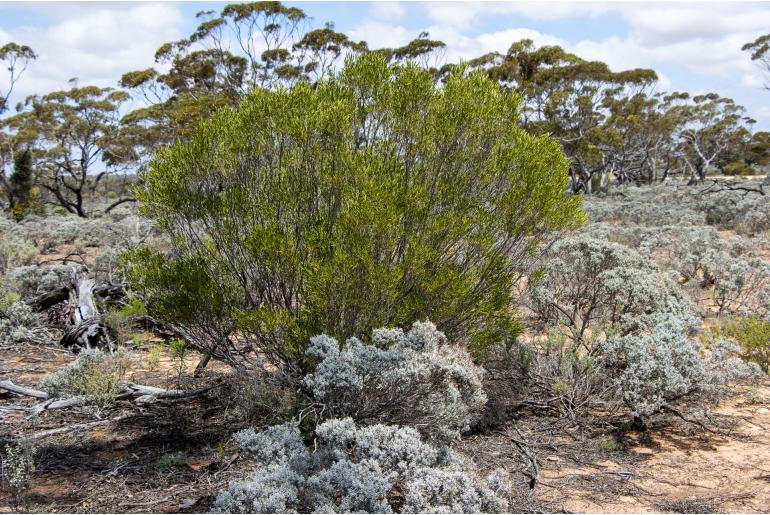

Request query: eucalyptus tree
[
  {"left": 473, "top": 39, "right": 657, "bottom": 193},
  {"left": 1, "top": 42, "right": 36, "bottom": 212},
  {"left": 743, "top": 33, "right": 770, "bottom": 91},
  {"left": 119, "top": 2, "right": 364, "bottom": 165},
  {"left": 2, "top": 85, "right": 132, "bottom": 217},
  {"left": 0, "top": 42, "right": 36, "bottom": 114},
  {"left": 665, "top": 92, "right": 747, "bottom": 183}
]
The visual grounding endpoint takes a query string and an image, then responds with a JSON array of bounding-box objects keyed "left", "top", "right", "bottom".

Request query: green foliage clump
[
  {"left": 1, "top": 439, "right": 37, "bottom": 505},
  {"left": 8, "top": 150, "right": 44, "bottom": 220},
  {"left": 229, "top": 373, "right": 299, "bottom": 424},
  {"left": 125, "top": 53, "right": 584, "bottom": 371},
  {"left": 104, "top": 298, "right": 147, "bottom": 346},
  {"left": 598, "top": 438, "right": 620, "bottom": 452},
  {"left": 723, "top": 317, "right": 770, "bottom": 373},
  {"left": 40, "top": 348, "right": 132, "bottom": 405}
]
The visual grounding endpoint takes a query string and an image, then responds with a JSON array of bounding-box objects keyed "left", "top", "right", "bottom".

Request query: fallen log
[
  {"left": 0, "top": 379, "right": 219, "bottom": 413},
  {"left": 27, "top": 415, "right": 132, "bottom": 440},
  {"left": 30, "top": 286, "right": 71, "bottom": 312},
  {"left": 0, "top": 379, "right": 48, "bottom": 399}
]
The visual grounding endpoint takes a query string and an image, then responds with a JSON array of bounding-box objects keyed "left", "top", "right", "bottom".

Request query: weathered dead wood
[
  {"left": 103, "top": 197, "right": 136, "bottom": 213},
  {"left": 93, "top": 282, "right": 127, "bottom": 305},
  {"left": 30, "top": 286, "right": 71, "bottom": 311},
  {"left": 0, "top": 379, "right": 48, "bottom": 399},
  {"left": 0, "top": 379, "right": 218, "bottom": 413},
  {"left": 499, "top": 427, "right": 541, "bottom": 489},
  {"left": 27, "top": 414, "right": 132, "bottom": 440},
  {"left": 60, "top": 273, "right": 112, "bottom": 352}
]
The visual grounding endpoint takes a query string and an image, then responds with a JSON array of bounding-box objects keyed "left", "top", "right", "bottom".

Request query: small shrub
[
  {"left": 0, "top": 237, "right": 37, "bottom": 275},
  {"left": 4, "top": 263, "right": 81, "bottom": 300},
  {"left": 723, "top": 317, "right": 770, "bottom": 373},
  {"left": 529, "top": 236, "right": 696, "bottom": 343},
  {"left": 526, "top": 331, "right": 605, "bottom": 421},
  {"left": 1, "top": 439, "right": 37, "bottom": 506},
  {"left": 146, "top": 344, "right": 162, "bottom": 371},
  {"left": 601, "top": 317, "right": 706, "bottom": 418},
  {"left": 303, "top": 321, "right": 486, "bottom": 442},
  {"left": 703, "top": 336, "right": 762, "bottom": 387},
  {"left": 40, "top": 348, "right": 132, "bottom": 404},
  {"left": 230, "top": 373, "right": 299, "bottom": 424},
  {"left": 155, "top": 453, "right": 186, "bottom": 469},
  {"left": 0, "top": 293, "right": 52, "bottom": 345},
  {"left": 104, "top": 298, "right": 148, "bottom": 346},
  {"left": 213, "top": 418, "right": 509, "bottom": 514},
  {"left": 169, "top": 338, "right": 188, "bottom": 388},
  {"left": 598, "top": 438, "right": 620, "bottom": 452},
  {"left": 703, "top": 253, "right": 769, "bottom": 317}
]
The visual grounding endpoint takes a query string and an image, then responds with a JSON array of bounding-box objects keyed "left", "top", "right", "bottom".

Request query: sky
[{"left": 1, "top": 1, "right": 769, "bottom": 128}]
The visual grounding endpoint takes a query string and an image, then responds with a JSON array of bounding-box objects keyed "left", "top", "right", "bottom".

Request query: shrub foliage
[{"left": 125, "top": 53, "right": 584, "bottom": 371}]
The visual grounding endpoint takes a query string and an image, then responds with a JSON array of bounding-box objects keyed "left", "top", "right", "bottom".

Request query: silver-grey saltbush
[
  {"left": 213, "top": 418, "right": 509, "bottom": 514},
  {"left": 303, "top": 321, "right": 486, "bottom": 442}
]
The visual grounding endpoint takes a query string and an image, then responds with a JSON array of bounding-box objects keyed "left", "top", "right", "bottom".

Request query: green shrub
[
  {"left": 723, "top": 317, "right": 770, "bottom": 373},
  {"left": 124, "top": 53, "right": 584, "bottom": 371},
  {"left": 1, "top": 439, "right": 37, "bottom": 505},
  {"left": 146, "top": 344, "right": 163, "bottom": 371},
  {"left": 40, "top": 348, "right": 132, "bottom": 405},
  {"left": 104, "top": 299, "right": 148, "bottom": 346},
  {"left": 598, "top": 438, "right": 620, "bottom": 452},
  {"left": 230, "top": 373, "right": 299, "bottom": 424}
]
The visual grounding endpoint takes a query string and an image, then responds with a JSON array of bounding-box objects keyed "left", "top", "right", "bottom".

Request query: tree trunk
[{"left": 60, "top": 273, "right": 111, "bottom": 352}]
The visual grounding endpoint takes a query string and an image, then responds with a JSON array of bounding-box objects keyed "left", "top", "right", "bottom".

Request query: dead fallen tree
[
  {"left": 60, "top": 273, "right": 112, "bottom": 352},
  {"left": 0, "top": 379, "right": 219, "bottom": 414}
]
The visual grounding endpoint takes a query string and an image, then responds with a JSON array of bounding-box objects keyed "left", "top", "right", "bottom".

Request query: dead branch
[
  {"left": 499, "top": 427, "right": 541, "bottom": 489},
  {"left": 103, "top": 197, "right": 136, "bottom": 213},
  {"left": 661, "top": 405, "right": 717, "bottom": 433},
  {"left": 0, "top": 379, "right": 48, "bottom": 399},
  {"left": 27, "top": 414, "right": 132, "bottom": 440},
  {"left": 1, "top": 379, "right": 218, "bottom": 413},
  {"left": 31, "top": 285, "right": 71, "bottom": 311},
  {"left": 699, "top": 178, "right": 765, "bottom": 197}
]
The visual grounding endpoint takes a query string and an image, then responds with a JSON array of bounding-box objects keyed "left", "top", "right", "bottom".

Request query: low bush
[
  {"left": 303, "top": 321, "right": 486, "bottom": 442},
  {"left": 722, "top": 317, "right": 770, "bottom": 373},
  {"left": 40, "top": 348, "right": 133, "bottom": 404},
  {"left": 0, "top": 236, "right": 37, "bottom": 275},
  {"left": 229, "top": 372, "right": 300, "bottom": 424},
  {"left": 601, "top": 317, "right": 706, "bottom": 418},
  {"left": 103, "top": 299, "right": 147, "bottom": 346},
  {"left": 3, "top": 264, "right": 81, "bottom": 300},
  {"left": 703, "top": 337, "right": 762, "bottom": 388},
  {"left": 1, "top": 439, "right": 37, "bottom": 505},
  {"left": 601, "top": 316, "right": 756, "bottom": 420},
  {"left": 525, "top": 331, "right": 606, "bottom": 421},
  {"left": 213, "top": 418, "right": 510, "bottom": 514},
  {"left": 0, "top": 292, "right": 53, "bottom": 345},
  {"left": 528, "top": 236, "right": 696, "bottom": 343}
]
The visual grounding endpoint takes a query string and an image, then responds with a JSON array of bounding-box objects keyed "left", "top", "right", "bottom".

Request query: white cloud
[
  {"left": 430, "top": 26, "right": 567, "bottom": 63},
  {"left": 370, "top": 2, "right": 405, "bottom": 21},
  {"left": 0, "top": 3, "right": 184, "bottom": 104},
  {"left": 422, "top": 1, "right": 613, "bottom": 27},
  {"left": 348, "top": 21, "right": 413, "bottom": 50}
]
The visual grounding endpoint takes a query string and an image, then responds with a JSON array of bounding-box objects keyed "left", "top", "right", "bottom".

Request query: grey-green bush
[{"left": 213, "top": 418, "right": 510, "bottom": 514}]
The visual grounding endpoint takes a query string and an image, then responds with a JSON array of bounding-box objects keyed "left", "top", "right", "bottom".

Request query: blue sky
[{"left": 1, "top": 1, "right": 769, "bottom": 128}]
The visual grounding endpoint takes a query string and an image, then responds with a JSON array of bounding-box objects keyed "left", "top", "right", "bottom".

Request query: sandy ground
[{"left": 537, "top": 383, "right": 770, "bottom": 513}]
